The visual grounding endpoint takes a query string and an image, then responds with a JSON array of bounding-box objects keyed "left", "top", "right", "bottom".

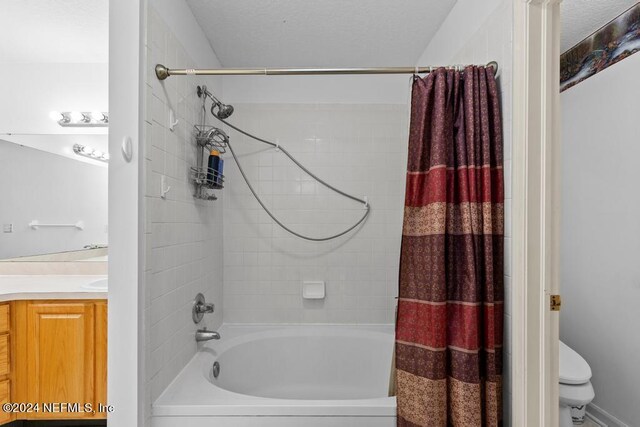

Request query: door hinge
[{"left": 550, "top": 294, "right": 562, "bottom": 311}]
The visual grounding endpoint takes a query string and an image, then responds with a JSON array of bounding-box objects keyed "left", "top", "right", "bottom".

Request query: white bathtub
[{"left": 152, "top": 324, "right": 397, "bottom": 427}]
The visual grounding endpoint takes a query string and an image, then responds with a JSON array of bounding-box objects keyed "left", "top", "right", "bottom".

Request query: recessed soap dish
[{"left": 302, "top": 281, "right": 325, "bottom": 299}]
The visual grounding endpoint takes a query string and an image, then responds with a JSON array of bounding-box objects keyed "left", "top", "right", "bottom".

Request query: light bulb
[
  {"left": 49, "top": 111, "right": 63, "bottom": 121},
  {"left": 70, "top": 111, "right": 84, "bottom": 122},
  {"left": 72, "top": 144, "right": 109, "bottom": 163},
  {"left": 91, "top": 111, "right": 106, "bottom": 122}
]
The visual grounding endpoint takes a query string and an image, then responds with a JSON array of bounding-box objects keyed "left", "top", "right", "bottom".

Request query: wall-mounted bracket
[
  {"left": 168, "top": 108, "right": 179, "bottom": 132},
  {"left": 160, "top": 175, "right": 171, "bottom": 199}
]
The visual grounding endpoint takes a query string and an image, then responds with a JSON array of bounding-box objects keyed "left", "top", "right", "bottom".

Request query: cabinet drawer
[
  {"left": 0, "top": 305, "right": 8, "bottom": 334},
  {"left": 0, "top": 379, "right": 10, "bottom": 424},
  {"left": 0, "top": 335, "right": 7, "bottom": 377}
]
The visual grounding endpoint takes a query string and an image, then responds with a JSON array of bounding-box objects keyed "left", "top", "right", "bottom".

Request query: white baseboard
[{"left": 587, "top": 403, "right": 630, "bottom": 427}]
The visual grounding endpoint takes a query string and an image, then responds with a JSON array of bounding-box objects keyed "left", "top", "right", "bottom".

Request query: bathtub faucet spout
[{"left": 195, "top": 328, "right": 221, "bottom": 342}]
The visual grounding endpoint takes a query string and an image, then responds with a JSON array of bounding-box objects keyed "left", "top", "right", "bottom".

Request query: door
[{"left": 26, "top": 302, "right": 96, "bottom": 419}]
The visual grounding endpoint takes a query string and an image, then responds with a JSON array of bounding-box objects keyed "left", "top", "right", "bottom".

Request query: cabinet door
[{"left": 26, "top": 302, "right": 96, "bottom": 419}]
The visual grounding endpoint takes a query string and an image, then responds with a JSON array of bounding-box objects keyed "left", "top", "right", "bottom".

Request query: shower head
[
  {"left": 211, "top": 101, "right": 234, "bottom": 119},
  {"left": 197, "top": 85, "right": 235, "bottom": 119}
]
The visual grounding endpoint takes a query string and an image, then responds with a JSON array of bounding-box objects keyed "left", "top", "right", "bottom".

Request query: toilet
[{"left": 559, "top": 341, "right": 595, "bottom": 426}]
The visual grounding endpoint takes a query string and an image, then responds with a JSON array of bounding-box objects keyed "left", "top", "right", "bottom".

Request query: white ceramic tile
[
  {"left": 143, "top": 6, "right": 224, "bottom": 411},
  {"left": 223, "top": 104, "right": 408, "bottom": 324}
]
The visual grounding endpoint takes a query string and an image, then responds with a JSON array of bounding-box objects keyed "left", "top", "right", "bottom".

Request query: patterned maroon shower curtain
[{"left": 395, "top": 66, "right": 504, "bottom": 427}]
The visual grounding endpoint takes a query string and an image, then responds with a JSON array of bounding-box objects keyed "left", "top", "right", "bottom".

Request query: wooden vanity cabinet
[{"left": 11, "top": 300, "right": 107, "bottom": 422}]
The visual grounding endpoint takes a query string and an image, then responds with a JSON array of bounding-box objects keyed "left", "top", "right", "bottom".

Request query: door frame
[
  {"left": 512, "top": 0, "right": 562, "bottom": 425},
  {"left": 107, "top": 0, "right": 145, "bottom": 426}
]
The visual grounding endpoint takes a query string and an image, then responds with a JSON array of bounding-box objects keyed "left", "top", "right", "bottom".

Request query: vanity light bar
[
  {"left": 73, "top": 144, "right": 109, "bottom": 163},
  {"left": 51, "top": 111, "right": 109, "bottom": 127}
]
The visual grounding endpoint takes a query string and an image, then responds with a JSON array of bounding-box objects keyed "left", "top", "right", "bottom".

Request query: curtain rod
[{"left": 154, "top": 61, "right": 498, "bottom": 80}]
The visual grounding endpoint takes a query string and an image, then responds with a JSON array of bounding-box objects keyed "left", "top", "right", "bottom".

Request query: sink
[{"left": 81, "top": 278, "right": 108, "bottom": 291}]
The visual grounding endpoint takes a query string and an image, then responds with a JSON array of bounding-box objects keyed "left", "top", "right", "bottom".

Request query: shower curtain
[{"left": 395, "top": 66, "right": 504, "bottom": 426}]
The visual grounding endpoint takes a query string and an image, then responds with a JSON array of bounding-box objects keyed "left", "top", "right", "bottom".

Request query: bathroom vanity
[{"left": 0, "top": 276, "right": 107, "bottom": 424}]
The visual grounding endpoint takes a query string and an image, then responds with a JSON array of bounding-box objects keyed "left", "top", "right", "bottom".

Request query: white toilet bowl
[{"left": 559, "top": 341, "right": 595, "bottom": 427}]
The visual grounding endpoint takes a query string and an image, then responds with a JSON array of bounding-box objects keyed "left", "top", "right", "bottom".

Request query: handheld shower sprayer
[
  {"left": 197, "top": 85, "right": 234, "bottom": 119},
  {"left": 213, "top": 102, "right": 234, "bottom": 120}
]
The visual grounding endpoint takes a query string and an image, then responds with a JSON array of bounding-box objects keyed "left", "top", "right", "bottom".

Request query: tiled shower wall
[
  {"left": 223, "top": 104, "right": 408, "bottom": 324},
  {"left": 142, "top": 5, "right": 224, "bottom": 425}
]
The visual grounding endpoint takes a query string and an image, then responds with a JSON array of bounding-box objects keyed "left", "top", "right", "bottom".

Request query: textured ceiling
[
  {"left": 185, "top": 0, "right": 458, "bottom": 67},
  {"left": 561, "top": 0, "right": 638, "bottom": 52},
  {"left": 4, "top": 1, "right": 637, "bottom": 64},
  {"left": 0, "top": 0, "right": 108, "bottom": 63}
]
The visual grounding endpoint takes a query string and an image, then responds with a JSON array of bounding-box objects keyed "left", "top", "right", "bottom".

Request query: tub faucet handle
[
  {"left": 196, "top": 302, "right": 215, "bottom": 314},
  {"left": 192, "top": 293, "right": 215, "bottom": 323}
]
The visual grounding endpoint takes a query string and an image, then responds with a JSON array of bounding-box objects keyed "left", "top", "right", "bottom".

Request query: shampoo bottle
[{"left": 207, "top": 149, "right": 221, "bottom": 186}]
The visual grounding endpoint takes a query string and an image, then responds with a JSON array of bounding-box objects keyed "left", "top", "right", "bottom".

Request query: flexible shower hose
[{"left": 213, "top": 116, "right": 370, "bottom": 242}]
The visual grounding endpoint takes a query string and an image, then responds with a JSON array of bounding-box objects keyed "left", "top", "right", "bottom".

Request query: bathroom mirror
[
  {"left": 0, "top": 1, "right": 108, "bottom": 262},
  {"left": 0, "top": 139, "right": 109, "bottom": 261}
]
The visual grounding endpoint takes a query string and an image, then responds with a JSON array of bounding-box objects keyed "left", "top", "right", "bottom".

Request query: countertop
[{"left": 0, "top": 275, "right": 107, "bottom": 302}]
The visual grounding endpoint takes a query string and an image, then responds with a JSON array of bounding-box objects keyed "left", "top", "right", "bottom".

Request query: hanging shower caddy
[{"left": 190, "top": 85, "right": 228, "bottom": 200}]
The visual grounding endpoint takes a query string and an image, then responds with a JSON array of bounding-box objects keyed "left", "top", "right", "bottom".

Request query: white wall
[
  {"left": 0, "top": 63, "right": 108, "bottom": 176},
  {"left": 143, "top": 1, "right": 224, "bottom": 426},
  {"left": 561, "top": 52, "right": 640, "bottom": 427},
  {"left": 223, "top": 104, "right": 407, "bottom": 323},
  {"left": 418, "top": 0, "right": 514, "bottom": 423},
  {"left": 0, "top": 63, "right": 108, "bottom": 136},
  {"left": 0, "top": 139, "right": 108, "bottom": 259},
  {"left": 416, "top": 0, "right": 506, "bottom": 65}
]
